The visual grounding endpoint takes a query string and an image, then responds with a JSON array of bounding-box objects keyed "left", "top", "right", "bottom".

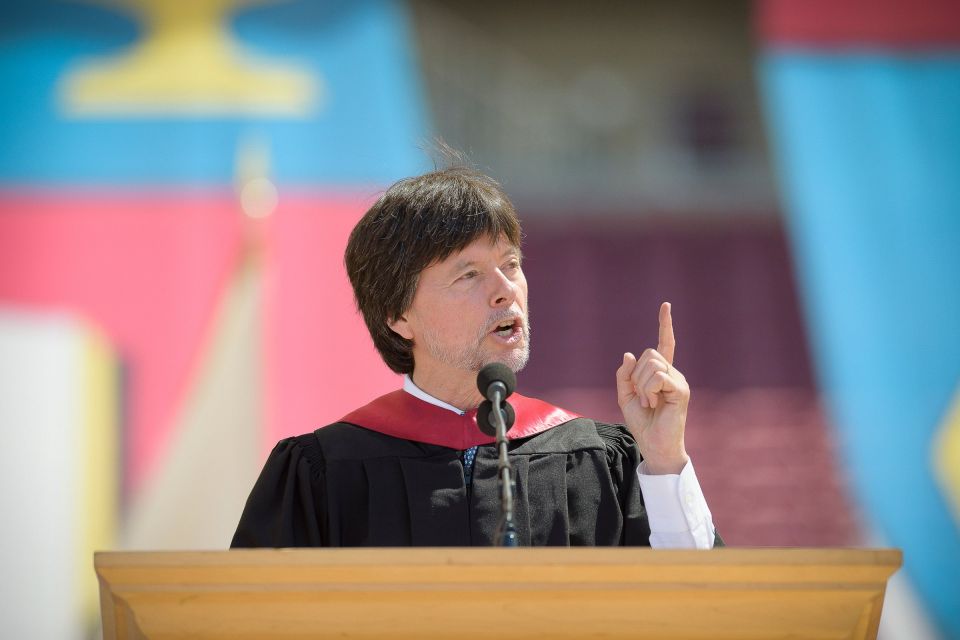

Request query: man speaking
[{"left": 232, "top": 166, "right": 719, "bottom": 548}]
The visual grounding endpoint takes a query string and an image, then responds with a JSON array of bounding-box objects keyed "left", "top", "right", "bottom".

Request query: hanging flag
[
  {"left": 0, "top": 0, "right": 429, "bottom": 633},
  {"left": 758, "top": 1, "right": 960, "bottom": 636}
]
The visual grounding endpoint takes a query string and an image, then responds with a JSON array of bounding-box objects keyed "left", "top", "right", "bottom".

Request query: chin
[{"left": 487, "top": 345, "right": 530, "bottom": 374}]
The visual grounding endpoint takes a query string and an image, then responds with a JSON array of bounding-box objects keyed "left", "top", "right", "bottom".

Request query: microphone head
[
  {"left": 477, "top": 362, "right": 517, "bottom": 399},
  {"left": 477, "top": 400, "right": 516, "bottom": 437}
]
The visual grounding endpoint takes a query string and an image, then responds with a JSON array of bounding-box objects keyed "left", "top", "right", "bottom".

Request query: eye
[
  {"left": 503, "top": 259, "right": 521, "bottom": 272},
  {"left": 459, "top": 270, "right": 479, "bottom": 281}
]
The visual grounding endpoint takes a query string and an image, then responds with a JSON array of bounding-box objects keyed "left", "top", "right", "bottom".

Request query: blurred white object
[{"left": 0, "top": 309, "right": 117, "bottom": 639}]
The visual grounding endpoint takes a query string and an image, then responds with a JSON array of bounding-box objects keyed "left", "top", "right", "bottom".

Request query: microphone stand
[{"left": 490, "top": 385, "right": 519, "bottom": 547}]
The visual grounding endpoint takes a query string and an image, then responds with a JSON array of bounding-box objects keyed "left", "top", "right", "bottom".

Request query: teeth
[{"left": 492, "top": 319, "right": 519, "bottom": 336}]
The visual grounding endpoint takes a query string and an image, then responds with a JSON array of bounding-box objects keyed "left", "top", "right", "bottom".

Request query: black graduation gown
[{"left": 231, "top": 391, "right": 658, "bottom": 547}]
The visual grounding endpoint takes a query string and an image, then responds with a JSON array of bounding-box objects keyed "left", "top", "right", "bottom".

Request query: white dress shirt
[{"left": 402, "top": 375, "right": 716, "bottom": 549}]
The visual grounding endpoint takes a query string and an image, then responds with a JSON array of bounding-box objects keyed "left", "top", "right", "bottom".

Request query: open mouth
[{"left": 491, "top": 317, "right": 521, "bottom": 339}]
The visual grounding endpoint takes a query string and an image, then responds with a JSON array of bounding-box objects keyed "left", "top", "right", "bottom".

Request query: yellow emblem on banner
[
  {"left": 60, "top": 0, "right": 320, "bottom": 117},
  {"left": 933, "top": 382, "right": 960, "bottom": 529}
]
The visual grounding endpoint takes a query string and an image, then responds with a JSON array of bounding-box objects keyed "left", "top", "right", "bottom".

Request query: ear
[{"left": 388, "top": 315, "right": 414, "bottom": 340}]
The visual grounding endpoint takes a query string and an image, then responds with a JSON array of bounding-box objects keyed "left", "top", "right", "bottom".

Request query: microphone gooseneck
[{"left": 476, "top": 363, "right": 520, "bottom": 547}]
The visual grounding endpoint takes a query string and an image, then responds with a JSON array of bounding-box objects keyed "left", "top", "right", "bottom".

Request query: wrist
[{"left": 642, "top": 452, "right": 689, "bottom": 475}]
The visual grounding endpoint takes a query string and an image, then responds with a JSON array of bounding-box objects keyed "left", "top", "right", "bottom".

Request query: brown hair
[{"left": 345, "top": 166, "right": 523, "bottom": 374}]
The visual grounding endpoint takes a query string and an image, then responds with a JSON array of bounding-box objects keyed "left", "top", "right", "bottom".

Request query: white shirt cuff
[{"left": 636, "top": 459, "right": 715, "bottom": 549}]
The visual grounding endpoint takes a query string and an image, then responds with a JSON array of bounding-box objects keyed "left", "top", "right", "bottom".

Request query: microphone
[
  {"left": 477, "top": 362, "right": 516, "bottom": 402},
  {"left": 476, "top": 363, "right": 521, "bottom": 547},
  {"left": 477, "top": 400, "right": 515, "bottom": 437}
]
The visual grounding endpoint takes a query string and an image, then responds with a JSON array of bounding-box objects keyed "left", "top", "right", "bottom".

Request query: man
[{"left": 232, "top": 166, "right": 718, "bottom": 548}]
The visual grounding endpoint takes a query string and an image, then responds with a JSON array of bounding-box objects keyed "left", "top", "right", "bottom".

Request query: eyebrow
[{"left": 450, "top": 247, "right": 522, "bottom": 272}]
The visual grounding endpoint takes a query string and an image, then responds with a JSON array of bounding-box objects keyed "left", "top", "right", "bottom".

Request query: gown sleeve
[
  {"left": 595, "top": 421, "right": 725, "bottom": 548},
  {"left": 230, "top": 435, "right": 327, "bottom": 548},
  {"left": 593, "top": 421, "right": 652, "bottom": 546}
]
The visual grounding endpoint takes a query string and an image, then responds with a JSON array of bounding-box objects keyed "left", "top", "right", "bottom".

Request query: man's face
[{"left": 390, "top": 235, "right": 530, "bottom": 379}]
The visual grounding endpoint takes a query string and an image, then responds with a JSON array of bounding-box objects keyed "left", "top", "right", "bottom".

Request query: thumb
[{"left": 616, "top": 352, "right": 638, "bottom": 407}]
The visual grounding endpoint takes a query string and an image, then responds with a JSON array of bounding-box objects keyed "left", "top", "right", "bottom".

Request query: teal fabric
[
  {"left": 761, "top": 52, "right": 960, "bottom": 637},
  {"left": 0, "top": 0, "right": 429, "bottom": 185}
]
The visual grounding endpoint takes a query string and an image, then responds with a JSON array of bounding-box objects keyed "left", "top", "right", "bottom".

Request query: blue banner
[
  {"left": 761, "top": 52, "right": 960, "bottom": 637},
  {"left": 0, "top": 0, "right": 429, "bottom": 185}
]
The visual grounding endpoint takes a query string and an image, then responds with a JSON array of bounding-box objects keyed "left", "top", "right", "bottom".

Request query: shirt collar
[{"left": 402, "top": 374, "right": 466, "bottom": 416}]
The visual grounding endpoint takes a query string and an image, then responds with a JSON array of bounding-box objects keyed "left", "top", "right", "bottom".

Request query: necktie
[{"left": 462, "top": 446, "right": 478, "bottom": 485}]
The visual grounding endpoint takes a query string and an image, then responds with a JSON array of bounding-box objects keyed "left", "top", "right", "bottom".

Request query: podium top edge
[{"left": 94, "top": 547, "right": 903, "bottom": 569}]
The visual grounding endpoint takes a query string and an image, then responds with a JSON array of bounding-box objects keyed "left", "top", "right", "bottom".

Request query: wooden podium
[{"left": 95, "top": 547, "right": 901, "bottom": 639}]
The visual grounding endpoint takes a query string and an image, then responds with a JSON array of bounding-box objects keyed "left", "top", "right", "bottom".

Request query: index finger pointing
[{"left": 658, "top": 301, "right": 675, "bottom": 364}]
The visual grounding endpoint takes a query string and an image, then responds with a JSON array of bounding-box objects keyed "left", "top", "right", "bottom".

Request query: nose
[{"left": 490, "top": 268, "right": 517, "bottom": 308}]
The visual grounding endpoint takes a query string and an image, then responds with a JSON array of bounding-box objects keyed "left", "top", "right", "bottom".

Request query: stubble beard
[{"left": 421, "top": 313, "right": 531, "bottom": 374}]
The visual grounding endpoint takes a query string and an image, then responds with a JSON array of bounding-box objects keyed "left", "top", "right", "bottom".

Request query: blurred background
[{"left": 0, "top": 0, "right": 957, "bottom": 637}]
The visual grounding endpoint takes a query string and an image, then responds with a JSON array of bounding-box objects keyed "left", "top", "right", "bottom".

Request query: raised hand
[{"left": 615, "top": 302, "right": 690, "bottom": 474}]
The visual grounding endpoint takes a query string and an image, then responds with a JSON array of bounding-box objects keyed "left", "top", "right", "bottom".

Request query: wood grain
[{"left": 95, "top": 547, "right": 901, "bottom": 639}]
